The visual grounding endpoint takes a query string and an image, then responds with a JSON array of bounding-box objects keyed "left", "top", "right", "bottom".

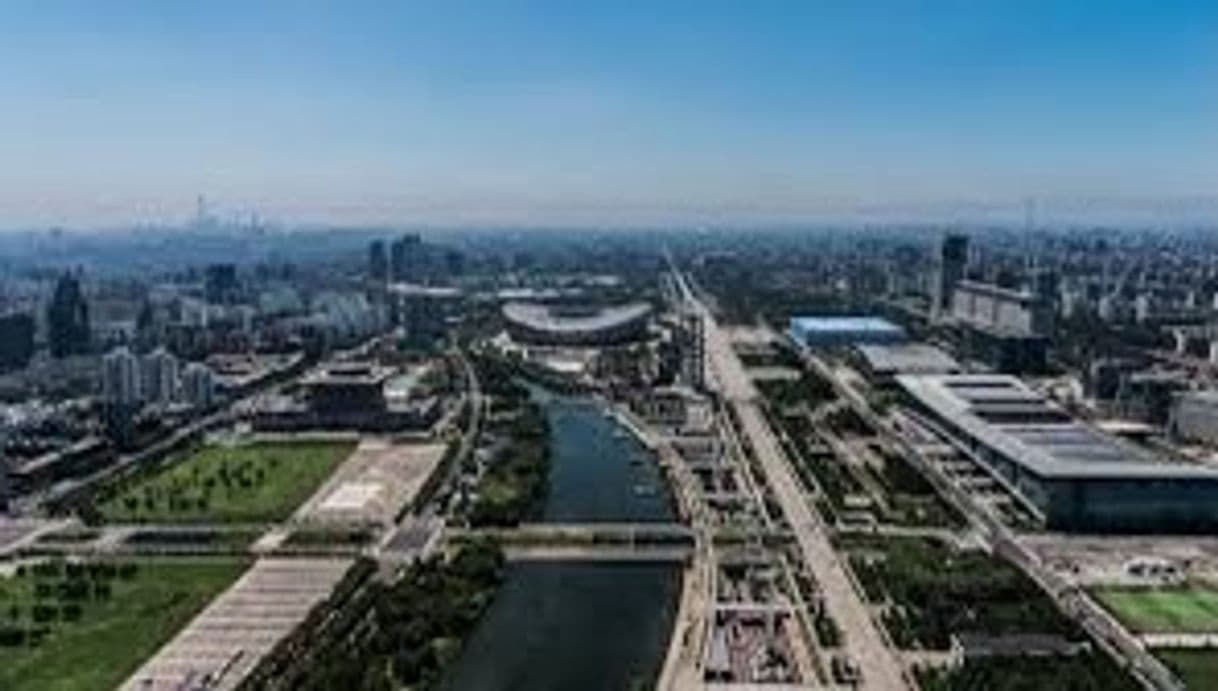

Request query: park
[
  {"left": 97, "top": 440, "right": 355, "bottom": 524},
  {"left": 0, "top": 557, "right": 247, "bottom": 691}
]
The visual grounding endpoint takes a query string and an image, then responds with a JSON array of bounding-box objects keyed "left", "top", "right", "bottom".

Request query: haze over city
[
  {"left": 1, "top": 1, "right": 1216, "bottom": 228},
  {"left": 9, "top": 4, "right": 1218, "bottom": 691}
]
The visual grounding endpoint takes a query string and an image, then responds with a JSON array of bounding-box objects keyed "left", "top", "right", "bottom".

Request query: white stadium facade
[{"left": 502, "top": 301, "right": 652, "bottom": 346}]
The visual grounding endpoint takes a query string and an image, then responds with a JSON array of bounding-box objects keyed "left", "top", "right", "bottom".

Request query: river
[{"left": 444, "top": 388, "right": 681, "bottom": 691}]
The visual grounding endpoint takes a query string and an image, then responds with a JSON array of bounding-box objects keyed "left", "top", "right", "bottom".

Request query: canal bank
[{"left": 445, "top": 387, "right": 683, "bottom": 691}]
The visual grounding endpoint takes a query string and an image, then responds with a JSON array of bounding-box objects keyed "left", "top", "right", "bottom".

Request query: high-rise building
[
  {"left": 0, "top": 453, "right": 9, "bottom": 515},
  {"left": 140, "top": 347, "right": 180, "bottom": 406},
  {"left": 389, "top": 233, "right": 422, "bottom": 282},
  {"left": 933, "top": 234, "right": 969, "bottom": 317},
  {"left": 47, "top": 273, "right": 91, "bottom": 358},
  {"left": 181, "top": 362, "right": 217, "bottom": 409},
  {"left": 368, "top": 239, "right": 389, "bottom": 284},
  {"left": 204, "top": 264, "right": 240, "bottom": 305},
  {"left": 102, "top": 346, "right": 142, "bottom": 407},
  {"left": 0, "top": 312, "right": 35, "bottom": 372},
  {"left": 679, "top": 311, "right": 705, "bottom": 390}
]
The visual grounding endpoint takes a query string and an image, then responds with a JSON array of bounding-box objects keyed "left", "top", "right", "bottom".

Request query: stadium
[{"left": 501, "top": 301, "right": 652, "bottom": 346}]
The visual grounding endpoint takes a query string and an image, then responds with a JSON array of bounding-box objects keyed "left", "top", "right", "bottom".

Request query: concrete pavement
[{"left": 674, "top": 268, "right": 909, "bottom": 691}]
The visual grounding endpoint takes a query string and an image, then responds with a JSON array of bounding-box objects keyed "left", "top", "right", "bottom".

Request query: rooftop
[
  {"left": 503, "top": 301, "right": 651, "bottom": 333},
  {"left": 856, "top": 343, "right": 961, "bottom": 375},
  {"left": 302, "top": 362, "right": 395, "bottom": 386},
  {"left": 388, "top": 283, "right": 462, "bottom": 298},
  {"left": 789, "top": 316, "right": 904, "bottom": 334},
  {"left": 897, "top": 373, "right": 1218, "bottom": 481}
]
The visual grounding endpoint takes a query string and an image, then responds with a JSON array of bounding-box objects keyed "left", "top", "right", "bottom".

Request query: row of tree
[{"left": 242, "top": 539, "right": 505, "bottom": 691}]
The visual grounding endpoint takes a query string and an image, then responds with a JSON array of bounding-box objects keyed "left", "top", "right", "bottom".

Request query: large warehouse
[
  {"left": 897, "top": 373, "right": 1218, "bottom": 533},
  {"left": 502, "top": 301, "right": 652, "bottom": 346}
]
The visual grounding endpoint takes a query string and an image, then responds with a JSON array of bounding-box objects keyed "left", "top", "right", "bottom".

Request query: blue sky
[{"left": 0, "top": 1, "right": 1215, "bottom": 227}]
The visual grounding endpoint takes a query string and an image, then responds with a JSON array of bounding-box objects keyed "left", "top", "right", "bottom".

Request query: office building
[
  {"left": 391, "top": 284, "right": 463, "bottom": 345},
  {"left": 204, "top": 264, "right": 240, "bottom": 305},
  {"left": 47, "top": 273, "right": 91, "bottom": 358},
  {"left": 0, "top": 312, "right": 35, "bottom": 373},
  {"left": 934, "top": 234, "right": 969, "bottom": 316},
  {"left": 368, "top": 239, "right": 389, "bottom": 284},
  {"left": 951, "top": 280, "right": 1053, "bottom": 337},
  {"left": 390, "top": 234, "right": 422, "bottom": 282}
]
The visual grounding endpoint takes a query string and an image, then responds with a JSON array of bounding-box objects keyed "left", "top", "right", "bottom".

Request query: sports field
[
  {"left": 1094, "top": 585, "right": 1218, "bottom": 634},
  {"left": 1157, "top": 649, "right": 1218, "bottom": 690},
  {"left": 0, "top": 558, "right": 247, "bottom": 691},
  {"left": 100, "top": 440, "right": 355, "bottom": 523}
]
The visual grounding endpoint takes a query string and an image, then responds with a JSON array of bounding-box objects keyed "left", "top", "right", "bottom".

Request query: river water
[{"left": 444, "top": 389, "right": 681, "bottom": 691}]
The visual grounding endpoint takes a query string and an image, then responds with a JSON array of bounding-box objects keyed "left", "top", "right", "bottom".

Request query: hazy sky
[{"left": 1, "top": 1, "right": 1215, "bottom": 228}]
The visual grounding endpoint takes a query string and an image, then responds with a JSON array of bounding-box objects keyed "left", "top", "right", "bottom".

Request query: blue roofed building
[{"left": 787, "top": 316, "right": 907, "bottom": 348}]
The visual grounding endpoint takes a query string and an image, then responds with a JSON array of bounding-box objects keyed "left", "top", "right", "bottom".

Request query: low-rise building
[
  {"left": 1171, "top": 391, "right": 1218, "bottom": 446},
  {"left": 898, "top": 373, "right": 1218, "bottom": 533},
  {"left": 787, "top": 316, "right": 906, "bottom": 348},
  {"left": 631, "top": 386, "right": 714, "bottom": 433},
  {"left": 855, "top": 343, "right": 961, "bottom": 385},
  {"left": 252, "top": 361, "right": 442, "bottom": 432}
]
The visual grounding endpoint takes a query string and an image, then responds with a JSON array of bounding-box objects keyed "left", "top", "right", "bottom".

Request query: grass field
[
  {"left": 1094, "top": 585, "right": 1218, "bottom": 634},
  {"left": 1157, "top": 649, "right": 1218, "bottom": 690},
  {"left": 0, "top": 558, "right": 247, "bottom": 691},
  {"left": 100, "top": 440, "right": 355, "bottom": 523}
]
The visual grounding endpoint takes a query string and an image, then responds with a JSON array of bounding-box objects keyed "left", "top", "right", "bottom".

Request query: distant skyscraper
[
  {"left": 368, "top": 239, "right": 389, "bottom": 284},
  {"left": 934, "top": 234, "right": 969, "bottom": 317},
  {"left": 47, "top": 273, "right": 91, "bottom": 358},
  {"left": 0, "top": 312, "right": 36, "bottom": 372},
  {"left": 0, "top": 452, "right": 9, "bottom": 514},
  {"left": 390, "top": 233, "right": 422, "bottom": 282},
  {"left": 204, "top": 264, "right": 240, "bottom": 305}
]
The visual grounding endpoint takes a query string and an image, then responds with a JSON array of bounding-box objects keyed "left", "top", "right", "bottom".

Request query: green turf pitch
[{"left": 1094, "top": 586, "right": 1218, "bottom": 634}]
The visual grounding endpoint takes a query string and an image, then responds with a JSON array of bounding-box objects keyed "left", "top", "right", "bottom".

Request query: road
[
  {"left": 796, "top": 343, "right": 1184, "bottom": 691},
  {"left": 671, "top": 268, "right": 909, "bottom": 691},
  {"left": 379, "top": 348, "right": 482, "bottom": 561}
]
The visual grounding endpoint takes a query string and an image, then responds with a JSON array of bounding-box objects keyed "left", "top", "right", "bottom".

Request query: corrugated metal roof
[{"left": 897, "top": 373, "right": 1218, "bottom": 481}]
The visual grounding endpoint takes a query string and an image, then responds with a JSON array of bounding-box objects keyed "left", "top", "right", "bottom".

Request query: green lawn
[
  {"left": 1094, "top": 586, "right": 1218, "bottom": 634},
  {"left": 0, "top": 558, "right": 247, "bottom": 691},
  {"left": 100, "top": 441, "right": 355, "bottom": 523},
  {"left": 1157, "top": 649, "right": 1218, "bottom": 690}
]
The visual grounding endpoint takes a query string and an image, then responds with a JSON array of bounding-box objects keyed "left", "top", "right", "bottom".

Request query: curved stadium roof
[{"left": 502, "top": 301, "right": 652, "bottom": 334}]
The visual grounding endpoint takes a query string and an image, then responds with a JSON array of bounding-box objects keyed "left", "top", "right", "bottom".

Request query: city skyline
[{"left": 1, "top": 1, "right": 1216, "bottom": 229}]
